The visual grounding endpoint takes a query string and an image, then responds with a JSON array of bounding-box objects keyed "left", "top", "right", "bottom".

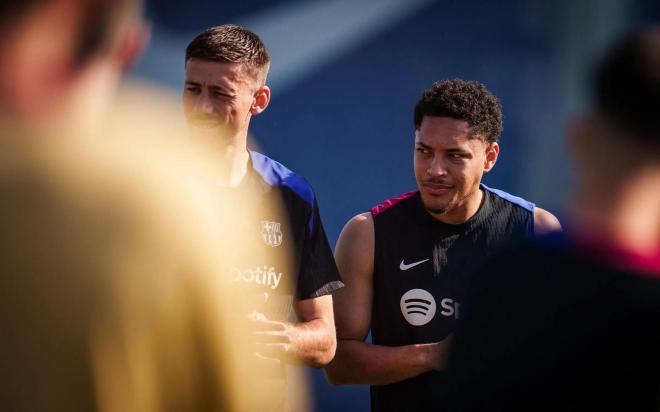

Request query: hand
[
  {"left": 249, "top": 311, "right": 298, "bottom": 364},
  {"left": 236, "top": 293, "right": 289, "bottom": 366}
]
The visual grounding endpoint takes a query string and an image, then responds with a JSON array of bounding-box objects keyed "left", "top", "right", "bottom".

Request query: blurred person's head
[
  {"left": 413, "top": 79, "right": 502, "bottom": 223},
  {"left": 568, "top": 27, "right": 660, "bottom": 250},
  {"left": 0, "top": 0, "right": 147, "bottom": 136},
  {"left": 183, "top": 24, "right": 271, "bottom": 148},
  {"left": 570, "top": 28, "right": 660, "bottom": 177},
  {"left": 0, "top": 133, "right": 262, "bottom": 411}
]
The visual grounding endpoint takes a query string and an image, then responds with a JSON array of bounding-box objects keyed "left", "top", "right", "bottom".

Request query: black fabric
[
  {"left": 369, "top": 189, "right": 533, "bottom": 412},
  {"left": 296, "top": 196, "right": 343, "bottom": 300},
  {"left": 446, "top": 232, "right": 660, "bottom": 412},
  {"left": 229, "top": 154, "right": 343, "bottom": 321},
  {"left": 224, "top": 154, "right": 342, "bottom": 410}
]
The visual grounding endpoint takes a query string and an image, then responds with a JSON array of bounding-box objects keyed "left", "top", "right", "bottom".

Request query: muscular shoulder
[
  {"left": 533, "top": 207, "right": 562, "bottom": 236},
  {"left": 483, "top": 186, "right": 560, "bottom": 236},
  {"left": 339, "top": 213, "right": 374, "bottom": 247},
  {"left": 335, "top": 213, "right": 374, "bottom": 280}
]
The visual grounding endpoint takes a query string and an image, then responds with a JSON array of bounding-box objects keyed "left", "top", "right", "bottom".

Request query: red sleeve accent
[{"left": 370, "top": 191, "right": 418, "bottom": 217}]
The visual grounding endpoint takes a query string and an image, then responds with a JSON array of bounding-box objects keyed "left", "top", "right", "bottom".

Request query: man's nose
[
  {"left": 427, "top": 157, "right": 448, "bottom": 176},
  {"left": 193, "top": 91, "right": 213, "bottom": 114}
]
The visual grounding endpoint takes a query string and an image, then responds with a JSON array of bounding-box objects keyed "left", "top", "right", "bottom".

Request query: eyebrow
[
  {"left": 416, "top": 141, "right": 471, "bottom": 154},
  {"left": 446, "top": 147, "right": 469, "bottom": 153},
  {"left": 184, "top": 81, "right": 236, "bottom": 95},
  {"left": 209, "top": 85, "right": 235, "bottom": 95}
]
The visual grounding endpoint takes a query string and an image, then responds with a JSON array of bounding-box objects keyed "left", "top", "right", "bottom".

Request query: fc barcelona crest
[{"left": 261, "top": 220, "right": 283, "bottom": 247}]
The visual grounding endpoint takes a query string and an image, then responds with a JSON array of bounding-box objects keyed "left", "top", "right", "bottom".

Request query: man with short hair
[
  {"left": 325, "top": 79, "right": 560, "bottom": 411},
  {"left": 183, "top": 24, "right": 342, "bottom": 376},
  {"left": 445, "top": 28, "right": 660, "bottom": 412}
]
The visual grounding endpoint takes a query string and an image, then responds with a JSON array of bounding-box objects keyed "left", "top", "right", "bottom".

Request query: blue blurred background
[{"left": 130, "top": 1, "right": 660, "bottom": 410}]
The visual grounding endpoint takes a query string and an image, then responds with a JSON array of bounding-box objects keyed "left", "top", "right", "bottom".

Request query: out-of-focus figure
[
  {"left": 446, "top": 27, "right": 660, "bottom": 412},
  {"left": 0, "top": 135, "right": 254, "bottom": 412},
  {"left": 0, "top": 1, "right": 281, "bottom": 410},
  {"left": 0, "top": 0, "right": 146, "bottom": 137}
]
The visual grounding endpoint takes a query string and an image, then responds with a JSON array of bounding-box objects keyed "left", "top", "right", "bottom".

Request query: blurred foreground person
[
  {"left": 0, "top": 0, "right": 294, "bottom": 410},
  {"left": 0, "top": 134, "right": 259, "bottom": 412},
  {"left": 0, "top": 0, "right": 146, "bottom": 137},
  {"left": 447, "top": 28, "right": 660, "bottom": 411}
]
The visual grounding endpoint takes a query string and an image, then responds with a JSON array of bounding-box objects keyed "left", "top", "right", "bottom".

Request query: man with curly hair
[{"left": 325, "top": 79, "right": 560, "bottom": 411}]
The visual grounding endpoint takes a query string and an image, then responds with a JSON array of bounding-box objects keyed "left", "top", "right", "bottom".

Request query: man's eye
[
  {"left": 416, "top": 147, "right": 430, "bottom": 154},
  {"left": 186, "top": 87, "right": 200, "bottom": 93}
]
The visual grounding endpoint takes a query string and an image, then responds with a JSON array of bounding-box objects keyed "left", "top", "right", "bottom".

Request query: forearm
[
  {"left": 289, "top": 317, "right": 337, "bottom": 368},
  {"left": 325, "top": 339, "right": 443, "bottom": 386}
]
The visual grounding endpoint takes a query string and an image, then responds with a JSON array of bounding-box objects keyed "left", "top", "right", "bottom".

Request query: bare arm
[
  {"left": 324, "top": 213, "right": 451, "bottom": 386},
  {"left": 291, "top": 294, "right": 337, "bottom": 367},
  {"left": 534, "top": 207, "right": 562, "bottom": 236},
  {"left": 253, "top": 294, "right": 337, "bottom": 368}
]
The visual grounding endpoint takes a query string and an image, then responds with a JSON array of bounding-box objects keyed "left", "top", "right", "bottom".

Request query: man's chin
[
  {"left": 421, "top": 198, "right": 449, "bottom": 216},
  {"left": 425, "top": 206, "right": 448, "bottom": 215},
  {"left": 189, "top": 126, "right": 233, "bottom": 141}
]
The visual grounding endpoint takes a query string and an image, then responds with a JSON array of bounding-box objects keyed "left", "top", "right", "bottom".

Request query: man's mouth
[
  {"left": 188, "top": 115, "right": 224, "bottom": 129},
  {"left": 422, "top": 181, "right": 453, "bottom": 195}
]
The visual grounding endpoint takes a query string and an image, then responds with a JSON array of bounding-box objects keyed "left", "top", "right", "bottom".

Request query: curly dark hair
[
  {"left": 185, "top": 24, "right": 270, "bottom": 83},
  {"left": 414, "top": 79, "right": 503, "bottom": 143}
]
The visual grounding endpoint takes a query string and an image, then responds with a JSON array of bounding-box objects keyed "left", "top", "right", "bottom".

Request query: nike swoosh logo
[{"left": 399, "top": 259, "right": 430, "bottom": 271}]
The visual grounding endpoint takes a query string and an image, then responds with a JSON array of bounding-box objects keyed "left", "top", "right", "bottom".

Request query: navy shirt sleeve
[
  {"left": 248, "top": 150, "right": 343, "bottom": 302},
  {"left": 296, "top": 195, "right": 343, "bottom": 300}
]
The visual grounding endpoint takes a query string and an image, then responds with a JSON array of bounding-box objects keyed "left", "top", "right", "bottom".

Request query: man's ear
[
  {"left": 251, "top": 85, "right": 270, "bottom": 116},
  {"left": 116, "top": 20, "right": 150, "bottom": 71},
  {"left": 483, "top": 142, "right": 499, "bottom": 172}
]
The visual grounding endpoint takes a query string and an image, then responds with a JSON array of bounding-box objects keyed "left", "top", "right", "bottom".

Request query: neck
[
  {"left": 569, "top": 167, "right": 660, "bottom": 255},
  {"left": 220, "top": 144, "right": 250, "bottom": 187},
  {"left": 191, "top": 128, "right": 250, "bottom": 187}
]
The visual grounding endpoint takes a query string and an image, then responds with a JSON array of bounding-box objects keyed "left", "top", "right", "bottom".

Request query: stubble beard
[{"left": 421, "top": 193, "right": 454, "bottom": 216}]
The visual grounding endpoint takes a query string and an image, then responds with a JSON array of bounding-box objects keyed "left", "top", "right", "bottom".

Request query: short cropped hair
[
  {"left": 185, "top": 24, "right": 271, "bottom": 83},
  {"left": 594, "top": 27, "right": 660, "bottom": 147},
  {"left": 414, "top": 79, "right": 503, "bottom": 144}
]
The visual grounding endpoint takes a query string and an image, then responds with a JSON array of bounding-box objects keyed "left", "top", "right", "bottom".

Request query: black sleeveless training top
[{"left": 369, "top": 184, "right": 534, "bottom": 412}]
